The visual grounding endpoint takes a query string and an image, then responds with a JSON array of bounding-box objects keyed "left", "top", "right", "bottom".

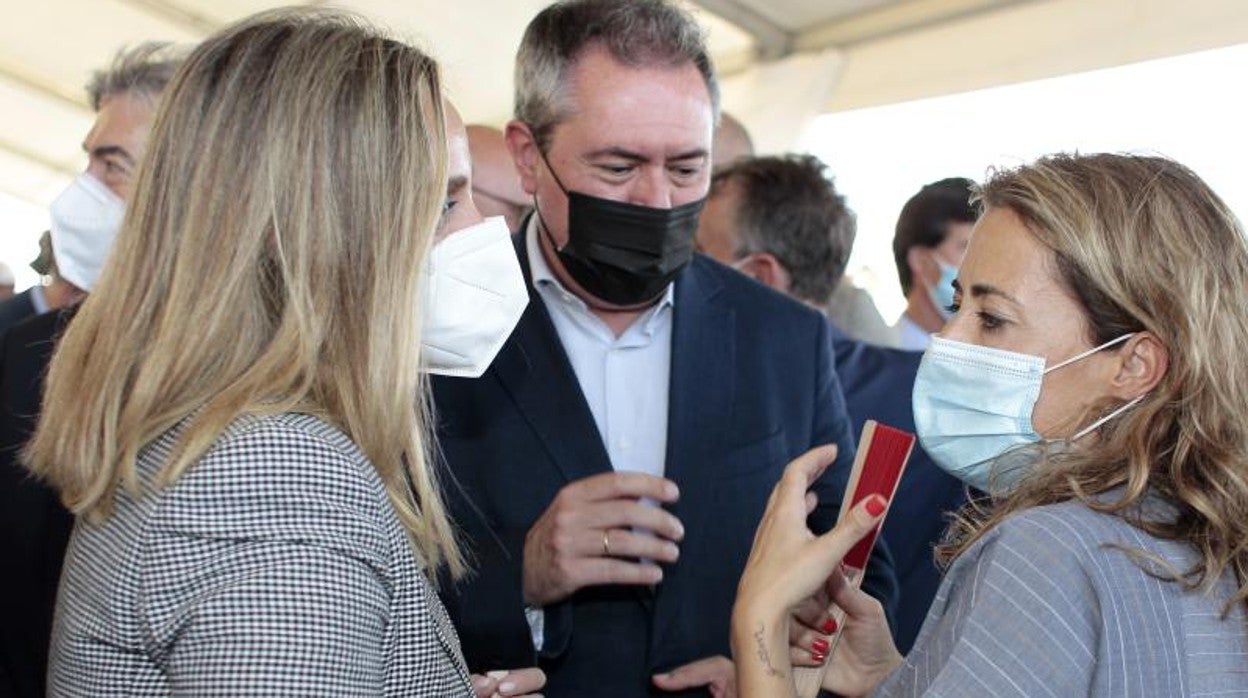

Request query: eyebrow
[
  {"left": 82, "top": 143, "right": 136, "bottom": 166},
  {"left": 447, "top": 175, "right": 468, "bottom": 195},
  {"left": 954, "top": 279, "right": 1022, "bottom": 305},
  {"left": 585, "top": 147, "right": 708, "bottom": 163}
]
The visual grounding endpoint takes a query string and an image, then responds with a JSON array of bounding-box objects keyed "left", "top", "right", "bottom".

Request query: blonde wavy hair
[
  {"left": 939, "top": 153, "right": 1248, "bottom": 614},
  {"left": 25, "top": 9, "right": 465, "bottom": 577}
]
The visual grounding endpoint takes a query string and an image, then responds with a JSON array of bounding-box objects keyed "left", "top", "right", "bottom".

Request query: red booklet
[{"left": 794, "top": 420, "right": 915, "bottom": 698}]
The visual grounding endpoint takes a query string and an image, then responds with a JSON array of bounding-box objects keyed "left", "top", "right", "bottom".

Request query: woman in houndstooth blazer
[{"left": 23, "top": 10, "right": 534, "bottom": 697}]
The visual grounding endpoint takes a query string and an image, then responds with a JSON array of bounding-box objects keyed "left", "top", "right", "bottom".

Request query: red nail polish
[
  {"left": 865, "top": 496, "right": 887, "bottom": 517},
  {"left": 821, "top": 618, "right": 838, "bottom": 634},
  {"left": 812, "top": 652, "right": 827, "bottom": 663},
  {"left": 812, "top": 638, "right": 829, "bottom": 654}
]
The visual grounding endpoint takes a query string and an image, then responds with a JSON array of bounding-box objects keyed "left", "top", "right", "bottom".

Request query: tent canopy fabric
[{"left": 3, "top": 0, "right": 1247, "bottom": 210}]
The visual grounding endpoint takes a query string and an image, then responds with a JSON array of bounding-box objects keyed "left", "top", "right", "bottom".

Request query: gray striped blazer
[
  {"left": 48, "top": 413, "right": 474, "bottom": 697},
  {"left": 874, "top": 498, "right": 1248, "bottom": 697}
]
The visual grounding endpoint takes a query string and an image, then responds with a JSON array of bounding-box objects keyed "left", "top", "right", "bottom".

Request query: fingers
[
  {"left": 804, "top": 491, "right": 818, "bottom": 516},
  {"left": 577, "top": 556, "right": 665, "bottom": 587},
  {"left": 491, "top": 667, "right": 546, "bottom": 696},
  {"left": 582, "top": 502, "right": 685, "bottom": 543},
  {"left": 808, "top": 495, "right": 888, "bottom": 572},
  {"left": 568, "top": 471, "right": 680, "bottom": 505},
  {"left": 789, "top": 623, "right": 832, "bottom": 665},
  {"left": 596, "top": 527, "right": 680, "bottom": 564},
  {"left": 790, "top": 594, "right": 828, "bottom": 631},
  {"left": 788, "top": 644, "right": 826, "bottom": 668},
  {"left": 471, "top": 674, "right": 498, "bottom": 698},
  {"left": 827, "top": 568, "right": 885, "bottom": 621},
  {"left": 651, "top": 655, "right": 733, "bottom": 691},
  {"left": 778, "top": 444, "right": 839, "bottom": 494}
]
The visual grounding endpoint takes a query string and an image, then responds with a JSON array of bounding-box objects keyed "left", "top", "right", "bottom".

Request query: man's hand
[
  {"left": 471, "top": 667, "right": 546, "bottom": 698},
  {"left": 523, "top": 471, "right": 683, "bottom": 606},
  {"left": 652, "top": 655, "right": 736, "bottom": 697}
]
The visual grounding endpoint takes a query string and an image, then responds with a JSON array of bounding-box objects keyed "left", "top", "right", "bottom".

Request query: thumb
[
  {"left": 652, "top": 656, "right": 730, "bottom": 690},
  {"left": 470, "top": 674, "right": 499, "bottom": 698},
  {"left": 810, "top": 495, "right": 887, "bottom": 571}
]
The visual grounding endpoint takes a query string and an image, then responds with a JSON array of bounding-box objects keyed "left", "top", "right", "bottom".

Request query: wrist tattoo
[{"left": 753, "top": 623, "right": 786, "bottom": 678}]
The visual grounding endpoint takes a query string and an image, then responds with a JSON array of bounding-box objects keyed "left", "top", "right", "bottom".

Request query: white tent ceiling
[{"left": 3, "top": 0, "right": 1247, "bottom": 213}]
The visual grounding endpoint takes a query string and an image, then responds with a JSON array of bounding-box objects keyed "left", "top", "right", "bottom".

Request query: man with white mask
[
  {"left": 0, "top": 43, "right": 181, "bottom": 698},
  {"left": 437, "top": 100, "right": 545, "bottom": 698}
]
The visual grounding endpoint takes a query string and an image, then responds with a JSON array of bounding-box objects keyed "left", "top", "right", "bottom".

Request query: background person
[
  {"left": 466, "top": 124, "right": 532, "bottom": 233},
  {"left": 697, "top": 153, "right": 964, "bottom": 653},
  {"left": 732, "top": 153, "right": 1248, "bottom": 697},
  {"left": 0, "top": 43, "right": 181, "bottom": 698},
  {"left": 891, "top": 177, "right": 977, "bottom": 350},
  {"left": 0, "top": 232, "right": 85, "bottom": 334}
]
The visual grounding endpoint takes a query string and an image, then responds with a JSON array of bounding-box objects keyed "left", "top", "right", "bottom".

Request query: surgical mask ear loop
[
  {"left": 1044, "top": 333, "right": 1135, "bottom": 374},
  {"left": 1044, "top": 333, "right": 1146, "bottom": 441},
  {"left": 1069, "top": 394, "right": 1146, "bottom": 441}
]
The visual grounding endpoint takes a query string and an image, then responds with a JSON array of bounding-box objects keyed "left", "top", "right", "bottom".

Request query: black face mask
[{"left": 536, "top": 151, "right": 705, "bottom": 306}]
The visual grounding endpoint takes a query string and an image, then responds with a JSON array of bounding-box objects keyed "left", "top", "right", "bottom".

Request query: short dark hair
[
  {"left": 86, "top": 42, "right": 183, "bottom": 111},
  {"left": 715, "top": 154, "right": 855, "bottom": 305},
  {"left": 515, "top": 0, "right": 720, "bottom": 152},
  {"left": 892, "top": 177, "right": 978, "bottom": 295}
]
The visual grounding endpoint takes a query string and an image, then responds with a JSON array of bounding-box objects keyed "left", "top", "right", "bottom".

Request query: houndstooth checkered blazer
[{"left": 48, "top": 412, "right": 474, "bottom": 696}]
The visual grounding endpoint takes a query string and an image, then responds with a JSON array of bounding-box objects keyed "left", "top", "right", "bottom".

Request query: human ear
[
  {"left": 907, "top": 246, "right": 936, "bottom": 287},
  {"left": 1109, "top": 331, "right": 1168, "bottom": 400},
  {"left": 744, "top": 253, "right": 791, "bottom": 295},
  {"left": 504, "top": 120, "right": 540, "bottom": 196}
]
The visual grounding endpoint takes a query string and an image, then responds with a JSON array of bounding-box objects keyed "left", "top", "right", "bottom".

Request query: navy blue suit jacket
[
  {"left": 829, "top": 325, "right": 966, "bottom": 653},
  {"left": 0, "top": 308, "right": 74, "bottom": 698},
  {"left": 0, "top": 290, "right": 37, "bottom": 336},
  {"left": 433, "top": 240, "right": 898, "bottom": 697}
]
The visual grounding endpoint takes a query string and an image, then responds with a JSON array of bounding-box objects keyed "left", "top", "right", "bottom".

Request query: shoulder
[
  {"left": 951, "top": 499, "right": 1163, "bottom": 599},
  {"left": 149, "top": 413, "right": 391, "bottom": 547},
  {"left": 2, "top": 306, "right": 64, "bottom": 350},
  {"left": 0, "top": 290, "right": 33, "bottom": 325},
  {"left": 687, "top": 255, "right": 827, "bottom": 334}
]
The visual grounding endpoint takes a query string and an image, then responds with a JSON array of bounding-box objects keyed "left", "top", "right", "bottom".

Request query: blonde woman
[
  {"left": 731, "top": 153, "right": 1248, "bottom": 696},
  {"left": 26, "top": 10, "right": 541, "bottom": 697}
]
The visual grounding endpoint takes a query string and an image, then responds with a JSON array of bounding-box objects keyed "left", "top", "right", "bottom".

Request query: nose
[{"left": 628, "top": 168, "right": 673, "bottom": 209}]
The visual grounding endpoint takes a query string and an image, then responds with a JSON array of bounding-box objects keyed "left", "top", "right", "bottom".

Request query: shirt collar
[{"left": 30, "top": 284, "right": 48, "bottom": 315}]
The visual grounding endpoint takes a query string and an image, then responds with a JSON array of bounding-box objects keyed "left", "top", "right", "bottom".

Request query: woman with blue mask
[{"left": 730, "top": 153, "right": 1248, "bottom": 697}]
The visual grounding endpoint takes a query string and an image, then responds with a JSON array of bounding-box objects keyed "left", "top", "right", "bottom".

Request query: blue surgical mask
[
  {"left": 912, "top": 334, "right": 1142, "bottom": 494},
  {"left": 928, "top": 260, "right": 959, "bottom": 320}
]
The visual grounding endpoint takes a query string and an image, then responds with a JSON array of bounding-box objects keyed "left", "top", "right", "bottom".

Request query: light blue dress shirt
[
  {"left": 30, "top": 284, "right": 49, "bottom": 315},
  {"left": 525, "top": 221, "right": 674, "bottom": 479},
  {"left": 895, "top": 313, "right": 932, "bottom": 351},
  {"left": 522, "top": 221, "right": 675, "bottom": 651}
]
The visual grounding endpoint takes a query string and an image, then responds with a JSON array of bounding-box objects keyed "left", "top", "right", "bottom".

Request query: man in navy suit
[
  {"left": 696, "top": 153, "right": 967, "bottom": 653},
  {"left": 432, "top": 2, "right": 897, "bottom": 696}
]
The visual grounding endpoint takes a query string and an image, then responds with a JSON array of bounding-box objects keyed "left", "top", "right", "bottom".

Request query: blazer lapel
[
  {"left": 649, "top": 259, "right": 736, "bottom": 654},
  {"left": 491, "top": 234, "right": 614, "bottom": 486}
]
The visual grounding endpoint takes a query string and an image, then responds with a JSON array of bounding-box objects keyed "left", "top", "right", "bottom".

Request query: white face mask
[
  {"left": 48, "top": 173, "right": 126, "bottom": 292},
  {"left": 421, "top": 216, "right": 529, "bottom": 378}
]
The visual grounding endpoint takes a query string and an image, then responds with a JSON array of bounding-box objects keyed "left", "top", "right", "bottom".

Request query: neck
[
  {"left": 44, "top": 279, "right": 84, "bottom": 311},
  {"left": 537, "top": 220, "right": 651, "bottom": 338},
  {"left": 905, "top": 291, "right": 945, "bottom": 333}
]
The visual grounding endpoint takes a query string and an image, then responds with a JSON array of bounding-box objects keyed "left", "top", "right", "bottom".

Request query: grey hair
[
  {"left": 515, "top": 0, "right": 720, "bottom": 152},
  {"left": 715, "top": 154, "right": 856, "bottom": 305},
  {"left": 86, "top": 42, "right": 184, "bottom": 111}
]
